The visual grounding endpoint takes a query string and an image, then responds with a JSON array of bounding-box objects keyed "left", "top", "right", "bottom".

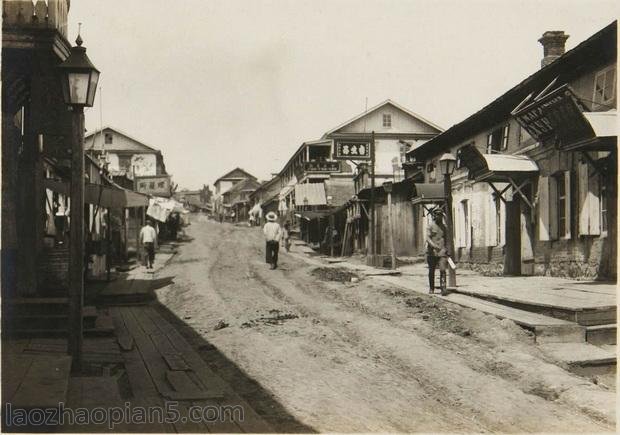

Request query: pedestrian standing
[
  {"left": 263, "top": 212, "right": 281, "bottom": 269},
  {"left": 282, "top": 222, "right": 291, "bottom": 252},
  {"left": 426, "top": 209, "right": 448, "bottom": 295},
  {"left": 139, "top": 219, "right": 158, "bottom": 269}
]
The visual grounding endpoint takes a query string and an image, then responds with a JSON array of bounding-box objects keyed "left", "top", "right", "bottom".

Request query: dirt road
[{"left": 153, "top": 218, "right": 613, "bottom": 433}]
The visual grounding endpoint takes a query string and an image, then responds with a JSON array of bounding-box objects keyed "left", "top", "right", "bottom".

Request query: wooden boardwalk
[{"left": 109, "top": 305, "right": 274, "bottom": 433}]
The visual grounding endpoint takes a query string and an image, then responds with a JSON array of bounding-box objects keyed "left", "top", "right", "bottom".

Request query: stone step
[
  {"left": 452, "top": 287, "right": 616, "bottom": 326},
  {"left": 586, "top": 324, "right": 617, "bottom": 346},
  {"left": 538, "top": 342, "right": 617, "bottom": 377},
  {"left": 444, "top": 293, "right": 586, "bottom": 343}
]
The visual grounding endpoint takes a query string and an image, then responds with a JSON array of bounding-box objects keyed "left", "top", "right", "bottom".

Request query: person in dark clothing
[{"left": 426, "top": 209, "right": 448, "bottom": 295}]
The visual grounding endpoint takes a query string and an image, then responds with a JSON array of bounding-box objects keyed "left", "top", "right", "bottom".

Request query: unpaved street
[{"left": 153, "top": 218, "right": 613, "bottom": 433}]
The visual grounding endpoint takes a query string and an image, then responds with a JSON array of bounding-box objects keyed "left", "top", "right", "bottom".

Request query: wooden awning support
[{"left": 487, "top": 178, "right": 534, "bottom": 210}]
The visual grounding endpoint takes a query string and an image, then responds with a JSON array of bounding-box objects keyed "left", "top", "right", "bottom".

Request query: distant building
[
  {"left": 175, "top": 185, "right": 213, "bottom": 212},
  {"left": 212, "top": 167, "right": 257, "bottom": 218},
  {"left": 85, "top": 126, "right": 173, "bottom": 197}
]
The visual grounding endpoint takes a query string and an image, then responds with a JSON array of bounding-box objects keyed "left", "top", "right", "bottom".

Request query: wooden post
[
  {"left": 106, "top": 208, "right": 111, "bottom": 281},
  {"left": 68, "top": 107, "right": 85, "bottom": 369},
  {"left": 387, "top": 191, "right": 396, "bottom": 269},
  {"left": 444, "top": 173, "right": 457, "bottom": 288},
  {"left": 329, "top": 214, "right": 334, "bottom": 257},
  {"left": 369, "top": 131, "right": 376, "bottom": 263}
]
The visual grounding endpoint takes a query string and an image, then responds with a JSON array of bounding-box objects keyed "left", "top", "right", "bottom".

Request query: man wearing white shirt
[
  {"left": 262, "top": 212, "right": 281, "bottom": 269},
  {"left": 139, "top": 219, "right": 158, "bottom": 269}
]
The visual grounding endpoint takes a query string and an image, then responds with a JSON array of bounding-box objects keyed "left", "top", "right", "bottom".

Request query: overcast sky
[{"left": 69, "top": 0, "right": 618, "bottom": 190}]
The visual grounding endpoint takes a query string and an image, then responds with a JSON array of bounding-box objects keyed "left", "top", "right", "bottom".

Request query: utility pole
[
  {"left": 369, "top": 131, "right": 376, "bottom": 264},
  {"left": 444, "top": 172, "right": 457, "bottom": 288}
]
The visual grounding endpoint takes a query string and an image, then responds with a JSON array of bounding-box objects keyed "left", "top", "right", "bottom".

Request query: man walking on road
[
  {"left": 263, "top": 211, "right": 281, "bottom": 269},
  {"left": 426, "top": 209, "right": 448, "bottom": 295},
  {"left": 140, "top": 219, "right": 158, "bottom": 269}
]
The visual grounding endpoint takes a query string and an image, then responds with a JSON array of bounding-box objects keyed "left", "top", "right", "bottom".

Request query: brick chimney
[{"left": 538, "top": 31, "right": 569, "bottom": 68}]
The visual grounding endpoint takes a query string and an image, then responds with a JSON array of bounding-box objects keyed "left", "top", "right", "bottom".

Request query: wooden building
[{"left": 407, "top": 22, "right": 617, "bottom": 280}]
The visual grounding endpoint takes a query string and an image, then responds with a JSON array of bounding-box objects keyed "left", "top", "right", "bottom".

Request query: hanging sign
[{"left": 334, "top": 140, "right": 371, "bottom": 160}]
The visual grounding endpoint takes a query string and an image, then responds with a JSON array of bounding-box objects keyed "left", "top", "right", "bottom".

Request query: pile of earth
[
  {"left": 241, "top": 309, "right": 299, "bottom": 328},
  {"left": 311, "top": 267, "right": 359, "bottom": 283}
]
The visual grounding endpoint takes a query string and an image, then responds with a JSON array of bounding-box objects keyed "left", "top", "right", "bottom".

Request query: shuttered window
[
  {"left": 539, "top": 172, "right": 570, "bottom": 240},
  {"left": 578, "top": 161, "right": 602, "bottom": 236},
  {"left": 557, "top": 172, "right": 567, "bottom": 237},
  {"left": 538, "top": 177, "right": 550, "bottom": 241}
]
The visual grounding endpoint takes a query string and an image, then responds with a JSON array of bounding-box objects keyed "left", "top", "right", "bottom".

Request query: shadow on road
[{"left": 154, "top": 300, "right": 316, "bottom": 433}]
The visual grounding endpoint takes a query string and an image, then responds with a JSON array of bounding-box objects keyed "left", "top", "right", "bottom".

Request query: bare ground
[{"left": 152, "top": 217, "right": 614, "bottom": 433}]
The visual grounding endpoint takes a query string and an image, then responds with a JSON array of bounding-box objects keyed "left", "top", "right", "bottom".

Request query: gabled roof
[
  {"left": 227, "top": 177, "right": 262, "bottom": 194},
  {"left": 85, "top": 126, "right": 161, "bottom": 153},
  {"left": 214, "top": 167, "right": 257, "bottom": 184},
  {"left": 322, "top": 99, "right": 443, "bottom": 138},
  {"left": 408, "top": 21, "right": 617, "bottom": 160}
]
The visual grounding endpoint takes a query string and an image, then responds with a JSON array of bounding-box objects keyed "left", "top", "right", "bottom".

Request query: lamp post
[
  {"left": 383, "top": 180, "right": 396, "bottom": 270},
  {"left": 57, "top": 31, "right": 100, "bottom": 369},
  {"left": 438, "top": 152, "right": 456, "bottom": 289}
]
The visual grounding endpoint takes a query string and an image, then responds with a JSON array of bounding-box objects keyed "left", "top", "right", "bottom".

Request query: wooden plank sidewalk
[{"left": 109, "top": 305, "right": 273, "bottom": 433}]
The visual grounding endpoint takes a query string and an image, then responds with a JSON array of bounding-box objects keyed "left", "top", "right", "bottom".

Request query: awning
[
  {"left": 295, "top": 210, "right": 333, "bottom": 221},
  {"left": 459, "top": 144, "right": 538, "bottom": 209},
  {"left": 459, "top": 145, "right": 538, "bottom": 183},
  {"left": 410, "top": 183, "right": 446, "bottom": 205},
  {"left": 559, "top": 111, "right": 617, "bottom": 152},
  {"left": 294, "top": 183, "right": 327, "bottom": 206},
  {"left": 147, "top": 197, "right": 187, "bottom": 222},
  {"left": 44, "top": 179, "right": 149, "bottom": 208},
  {"left": 279, "top": 176, "right": 297, "bottom": 200},
  {"left": 250, "top": 203, "right": 262, "bottom": 216}
]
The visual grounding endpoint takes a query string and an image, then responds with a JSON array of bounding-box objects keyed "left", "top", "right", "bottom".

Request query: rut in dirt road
[{"left": 152, "top": 218, "right": 613, "bottom": 433}]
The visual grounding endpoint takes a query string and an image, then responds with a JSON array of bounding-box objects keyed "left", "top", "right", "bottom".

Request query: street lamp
[
  {"left": 438, "top": 152, "right": 457, "bottom": 290},
  {"left": 57, "top": 31, "right": 100, "bottom": 369}
]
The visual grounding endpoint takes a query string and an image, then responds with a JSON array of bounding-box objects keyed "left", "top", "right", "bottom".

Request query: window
[
  {"left": 556, "top": 173, "right": 566, "bottom": 237},
  {"left": 501, "top": 124, "right": 510, "bottom": 150},
  {"left": 149, "top": 182, "right": 155, "bottom": 189},
  {"left": 487, "top": 124, "right": 509, "bottom": 153},
  {"left": 139, "top": 182, "right": 146, "bottom": 189},
  {"left": 104, "top": 133, "right": 113, "bottom": 144},
  {"left": 382, "top": 113, "right": 392, "bottom": 128},
  {"left": 593, "top": 66, "right": 616, "bottom": 107},
  {"left": 118, "top": 155, "right": 131, "bottom": 172},
  {"left": 157, "top": 181, "right": 165, "bottom": 188},
  {"left": 456, "top": 148, "right": 464, "bottom": 169}
]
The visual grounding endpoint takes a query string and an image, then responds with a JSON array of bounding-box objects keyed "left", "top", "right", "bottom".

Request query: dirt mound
[
  {"left": 405, "top": 296, "right": 472, "bottom": 336},
  {"left": 241, "top": 309, "right": 300, "bottom": 328},
  {"left": 311, "top": 267, "right": 359, "bottom": 283}
]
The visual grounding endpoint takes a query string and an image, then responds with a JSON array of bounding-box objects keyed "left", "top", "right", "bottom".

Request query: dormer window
[
  {"left": 382, "top": 113, "right": 392, "bottom": 128},
  {"left": 104, "top": 133, "right": 113, "bottom": 144},
  {"left": 593, "top": 66, "right": 616, "bottom": 108}
]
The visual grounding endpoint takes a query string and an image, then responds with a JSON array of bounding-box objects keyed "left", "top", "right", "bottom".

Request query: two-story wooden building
[
  {"left": 85, "top": 126, "right": 173, "bottom": 197},
  {"left": 212, "top": 167, "right": 257, "bottom": 220},
  {"left": 407, "top": 22, "right": 617, "bottom": 280}
]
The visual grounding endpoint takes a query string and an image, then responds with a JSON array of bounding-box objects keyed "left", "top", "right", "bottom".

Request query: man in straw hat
[
  {"left": 263, "top": 211, "right": 282, "bottom": 269},
  {"left": 426, "top": 208, "right": 448, "bottom": 295},
  {"left": 140, "top": 218, "right": 158, "bottom": 269}
]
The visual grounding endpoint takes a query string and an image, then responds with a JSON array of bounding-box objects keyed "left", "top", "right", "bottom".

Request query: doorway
[{"left": 504, "top": 198, "right": 521, "bottom": 275}]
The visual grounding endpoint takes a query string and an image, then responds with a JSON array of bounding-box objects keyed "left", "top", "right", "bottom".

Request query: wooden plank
[
  {"left": 144, "top": 307, "right": 272, "bottom": 433},
  {"left": 11, "top": 355, "right": 72, "bottom": 408},
  {"left": 1, "top": 355, "right": 34, "bottom": 402},
  {"left": 163, "top": 352, "right": 190, "bottom": 371},
  {"left": 119, "top": 307, "right": 173, "bottom": 398},
  {"left": 109, "top": 306, "right": 134, "bottom": 350}
]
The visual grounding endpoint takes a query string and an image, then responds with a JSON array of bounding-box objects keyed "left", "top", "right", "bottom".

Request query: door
[
  {"left": 504, "top": 198, "right": 521, "bottom": 275},
  {"left": 520, "top": 185, "right": 535, "bottom": 275}
]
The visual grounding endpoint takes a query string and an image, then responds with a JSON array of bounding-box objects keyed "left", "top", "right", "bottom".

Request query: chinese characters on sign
[{"left": 334, "top": 141, "right": 371, "bottom": 160}]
